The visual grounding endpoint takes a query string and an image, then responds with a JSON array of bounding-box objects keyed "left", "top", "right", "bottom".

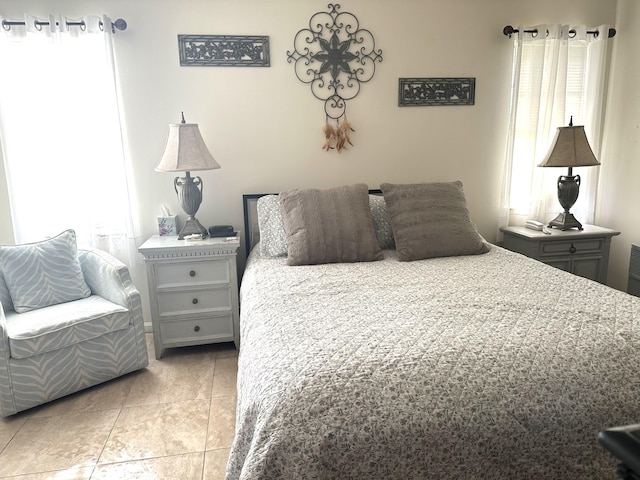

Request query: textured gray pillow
[
  {"left": 279, "top": 184, "right": 384, "bottom": 266},
  {"left": 0, "top": 229, "right": 91, "bottom": 313},
  {"left": 257, "top": 195, "right": 288, "bottom": 257},
  {"left": 380, "top": 181, "right": 490, "bottom": 261}
]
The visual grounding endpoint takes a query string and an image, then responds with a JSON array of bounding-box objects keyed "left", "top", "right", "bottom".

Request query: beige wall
[
  {"left": 0, "top": 0, "right": 620, "bottom": 321},
  {"left": 597, "top": 0, "right": 640, "bottom": 291}
]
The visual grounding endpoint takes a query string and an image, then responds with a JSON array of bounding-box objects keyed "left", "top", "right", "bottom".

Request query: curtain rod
[
  {"left": 1, "top": 17, "right": 127, "bottom": 34},
  {"left": 503, "top": 25, "right": 616, "bottom": 39}
]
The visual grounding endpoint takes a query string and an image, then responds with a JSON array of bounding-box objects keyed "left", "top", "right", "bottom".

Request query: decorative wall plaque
[
  {"left": 287, "top": 4, "right": 383, "bottom": 151},
  {"left": 399, "top": 78, "right": 475, "bottom": 106},
  {"left": 178, "top": 35, "right": 270, "bottom": 67}
]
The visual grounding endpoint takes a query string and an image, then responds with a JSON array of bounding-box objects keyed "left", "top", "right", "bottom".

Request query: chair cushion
[
  {"left": 0, "top": 230, "right": 91, "bottom": 313},
  {"left": 4, "top": 295, "right": 130, "bottom": 360}
]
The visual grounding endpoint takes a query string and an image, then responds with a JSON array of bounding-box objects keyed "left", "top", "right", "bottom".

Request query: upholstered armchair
[{"left": 0, "top": 231, "right": 148, "bottom": 417}]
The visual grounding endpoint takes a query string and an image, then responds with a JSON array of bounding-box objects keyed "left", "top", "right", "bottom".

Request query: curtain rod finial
[
  {"left": 112, "top": 18, "right": 127, "bottom": 32},
  {"left": 503, "top": 25, "right": 516, "bottom": 38}
]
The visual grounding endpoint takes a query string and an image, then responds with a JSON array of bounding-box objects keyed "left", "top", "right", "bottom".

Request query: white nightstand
[{"left": 138, "top": 235, "right": 240, "bottom": 359}]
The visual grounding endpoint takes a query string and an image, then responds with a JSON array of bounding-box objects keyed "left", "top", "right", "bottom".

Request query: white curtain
[
  {"left": 499, "top": 24, "right": 611, "bottom": 236},
  {"left": 0, "top": 14, "right": 139, "bottom": 265}
]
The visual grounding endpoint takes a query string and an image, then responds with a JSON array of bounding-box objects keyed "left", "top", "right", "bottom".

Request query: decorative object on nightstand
[
  {"left": 538, "top": 116, "right": 600, "bottom": 231},
  {"left": 138, "top": 235, "right": 240, "bottom": 359},
  {"left": 208, "top": 225, "right": 237, "bottom": 238},
  {"left": 500, "top": 224, "right": 620, "bottom": 283},
  {"left": 156, "top": 112, "right": 220, "bottom": 239}
]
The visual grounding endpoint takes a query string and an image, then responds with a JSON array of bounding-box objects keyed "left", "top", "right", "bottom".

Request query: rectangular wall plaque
[
  {"left": 398, "top": 77, "right": 475, "bottom": 106},
  {"left": 178, "top": 35, "right": 270, "bottom": 67}
]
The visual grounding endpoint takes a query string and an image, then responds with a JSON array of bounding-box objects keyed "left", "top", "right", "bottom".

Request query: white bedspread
[{"left": 227, "top": 246, "right": 640, "bottom": 479}]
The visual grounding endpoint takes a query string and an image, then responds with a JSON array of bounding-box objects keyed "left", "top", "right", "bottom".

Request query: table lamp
[
  {"left": 538, "top": 117, "right": 600, "bottom": 230},
  {"left": 156, "top": 113, "right": 220, "bottom": 239}
]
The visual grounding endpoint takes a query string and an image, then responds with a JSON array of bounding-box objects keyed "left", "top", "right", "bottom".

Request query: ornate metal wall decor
[
  {"left": 178, "top": 35, "right": 270, "bottom": 67},
  {"left": 286, "top": 4, "right": 383, "bottom": 152},
  {"left": 399, "top": 78, "right": 475, "bottom": 106}
]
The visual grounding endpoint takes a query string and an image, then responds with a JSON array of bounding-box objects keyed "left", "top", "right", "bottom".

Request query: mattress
[{"left": 227, "top": 246, "right": 640, "bottom": 479}]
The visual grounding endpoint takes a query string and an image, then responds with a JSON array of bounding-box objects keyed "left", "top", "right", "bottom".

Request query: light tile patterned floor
[{"left": 0, "top": 334, "right": 237, "bottom": 479}]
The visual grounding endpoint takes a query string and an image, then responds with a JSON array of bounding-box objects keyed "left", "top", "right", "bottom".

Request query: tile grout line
[
  {"left": 89, "top": 373, "right": 137, "bottom": 478},
  {"left": 202, "top": 356, "right": 218, "bottom": 480}
]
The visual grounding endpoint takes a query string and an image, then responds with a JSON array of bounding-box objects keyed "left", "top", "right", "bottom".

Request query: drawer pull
[
  {"left": 569, "top": 244, "right": 577, "bottom": 254},
  {"left": 194, "top": 325, "right": 200, "bottom": 332},
  {"left": 192, "top": 298, "right": 198, "bottom": 305},
  {"left": 189, "top": 270, "right": 196, "bottom": 277}
]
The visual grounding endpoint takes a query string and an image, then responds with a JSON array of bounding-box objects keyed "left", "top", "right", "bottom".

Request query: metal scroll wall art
[
  {"left": 399, "top": 78, "right": 476, "bottom": 106},
  {"left": 287, "top": 4, "right": 383, "bottom": 152},
  {"left": 178, "top": 35, "right": 270, "bottom": 67}
]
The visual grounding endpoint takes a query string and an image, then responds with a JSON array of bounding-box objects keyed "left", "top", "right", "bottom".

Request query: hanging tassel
[
  {"left": 336, "top": 117, "right": 355, "bottom": 152},
  {"left": 322, "top": 122, "right": 336, "bottom": 151}
]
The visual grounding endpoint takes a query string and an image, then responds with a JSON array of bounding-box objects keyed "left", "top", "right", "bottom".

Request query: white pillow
[
  {"left": 256, "top": 195, "right": 288, "bottom": 257},
  {"left": 369, "top": 195, "right": 395, "bottom": 250}
]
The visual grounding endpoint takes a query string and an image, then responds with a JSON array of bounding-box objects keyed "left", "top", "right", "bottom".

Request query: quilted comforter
[{"left": 227, "top": 246, "right": 640, "bottom": 479}]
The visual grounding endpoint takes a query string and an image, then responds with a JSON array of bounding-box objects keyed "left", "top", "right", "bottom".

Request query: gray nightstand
[
  {"left": 500, "top": 224, "right": 620, "bottom": 284},
  {"left": 138, "top": 235, "right": 240, "bottom": 359}
]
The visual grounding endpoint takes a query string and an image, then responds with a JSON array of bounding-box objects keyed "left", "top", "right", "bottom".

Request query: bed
[{"left": 228, "top": 182, "right": 640, "bottom": 479}]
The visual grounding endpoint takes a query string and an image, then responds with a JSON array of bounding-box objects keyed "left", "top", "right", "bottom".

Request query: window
[
  {"left": 0, "top": 14, "right": 138, "bottom": 264},
  {"left": 500, "top": 25, "right": 611, "bottom": 230}
]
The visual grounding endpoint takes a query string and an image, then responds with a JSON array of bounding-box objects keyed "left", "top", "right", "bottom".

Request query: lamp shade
[
  {"left": 156, "top": 122, "right": 220, "bottom": 172},
  {"left": 538, "top": 125, "right": 600, "bottom": 168}
]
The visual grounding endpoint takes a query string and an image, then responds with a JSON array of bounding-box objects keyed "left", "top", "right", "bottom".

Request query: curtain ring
[
  {"left": 531, "top": 29, "right": 538, "bottom": 38},
  {"left": 1, "top": 20, "right": 10, "bottom": 31},
  {"left": 34, "top": 20, "right": 43, "bottom": 31},
  {"left": 79, "top": 20, "right": 86, "bottom": 32},
  {"left": 568, "top": 29, "right": 577, "bottom": 39},
  {"left": 98, "top": 20, "right": 104, "bottom": 32}
]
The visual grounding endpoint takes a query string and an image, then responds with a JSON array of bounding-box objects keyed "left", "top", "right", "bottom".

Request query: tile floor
[{"left": 0, "top": 334, "right": 237, "bottom": 479}]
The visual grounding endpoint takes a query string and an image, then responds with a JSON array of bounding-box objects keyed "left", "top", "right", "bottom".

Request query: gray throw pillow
[
  {"left": 0, "top": 229, "right": 91, "bottom": 313},
  {"left": 279, "top": 184, "right": 384, "bottom": 266},
  {"left": 380, "top": 181, "right": 490, "bottom": 261}
]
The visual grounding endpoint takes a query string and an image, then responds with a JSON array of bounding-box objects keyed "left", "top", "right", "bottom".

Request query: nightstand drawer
[
  {"left": 160, "top": 315, "right": 234, "bottom": 345},
  {"left": 539, "top": 238, "right": 604, "bottom": 257},
  {"left": 155, "top": 260, "right": 229, "bottom": 289},
  {"left": 157, "top": 287, "right": 231, "bottom": 316}
]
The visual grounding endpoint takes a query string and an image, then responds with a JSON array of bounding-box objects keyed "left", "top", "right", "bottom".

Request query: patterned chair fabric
[{"left": 0, "top": 249, "right": 148, "bottom": 417}]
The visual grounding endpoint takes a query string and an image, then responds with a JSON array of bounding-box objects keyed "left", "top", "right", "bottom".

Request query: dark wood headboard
[
  {"left": 242, "top": 189, "right": 383, "bottom": 257},
  {"left": 242, "top": 193, "right": 273, "bottom": 257}
]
